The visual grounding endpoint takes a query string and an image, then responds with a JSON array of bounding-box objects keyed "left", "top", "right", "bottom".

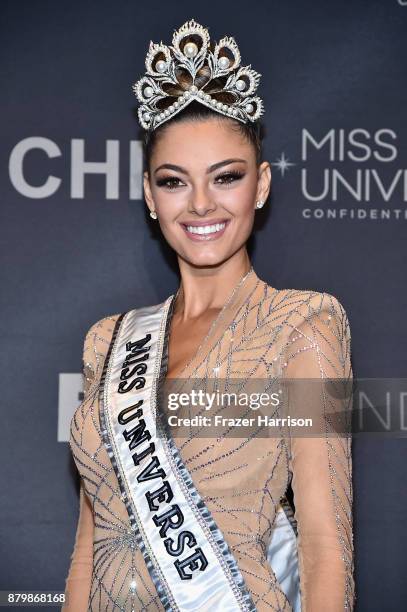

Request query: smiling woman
[
  {"left": 64, "top": 18, "right": 355, "bottom": 612},
  {"left": 142, "top": 98, "right": 270, "bottom": 273}
]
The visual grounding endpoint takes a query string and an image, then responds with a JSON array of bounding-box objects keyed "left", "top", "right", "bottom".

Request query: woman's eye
[
  {"left": 155, "top": 171, "right": 244, "bottom": 190},
  {"left": 156, "top": 176, "right": 184, "bottom": 190},
  {"left": 214, "top": 171, "right": 245, "bottom": 185}
]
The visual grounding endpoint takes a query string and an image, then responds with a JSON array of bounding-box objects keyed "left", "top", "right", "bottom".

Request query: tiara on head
[{"left": 132, "top": 18, "right": 264, "bottom": 131}]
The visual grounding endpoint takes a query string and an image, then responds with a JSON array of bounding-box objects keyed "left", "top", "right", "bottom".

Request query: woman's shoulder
[
  {"left": 269, "top": 284, "right": 349, "bottom": 316},
  {"left": 84, "top": 311, "right": 122, "bottom": 341},
  {"left": 81, "top": 312, "right": 123, "bottom": 390},
  {"left": 261, "top": 283, "right": 351, "bottom": 338}
]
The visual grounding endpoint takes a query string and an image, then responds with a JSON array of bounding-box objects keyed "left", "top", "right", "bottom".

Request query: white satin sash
[
  {"left": 267, "top": 502, "right": 301, "bottom": 611},
  {"left": 99, "top": 297, "right": 257, "bottom": 611}
]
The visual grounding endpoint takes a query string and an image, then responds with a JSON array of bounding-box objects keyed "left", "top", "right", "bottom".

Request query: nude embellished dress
[{"left": 63, "top": 268, "right": 355, "bottom": 611}]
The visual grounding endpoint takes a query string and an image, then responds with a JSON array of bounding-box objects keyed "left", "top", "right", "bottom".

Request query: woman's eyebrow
[
  {"left": 208, "top": 158, "right": 247, "bottom": 173},
  {"left": 154, "top": 158, "right": 247, "bottom": 176}
]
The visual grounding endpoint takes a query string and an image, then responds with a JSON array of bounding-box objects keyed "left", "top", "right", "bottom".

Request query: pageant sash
[
  {"left": 99, "top": 296, "right": 257, "bottom": 612},
  {"left": 267, "top": 501, "right": 301, "bottom": 612}
]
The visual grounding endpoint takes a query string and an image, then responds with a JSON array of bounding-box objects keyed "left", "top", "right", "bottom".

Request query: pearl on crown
[
  {"left": 155, "top": 60, "right": 167, "bottom": 73},
  {"left": 218, "top": 56, "right": 230, "bottom": 69},
  {"left": 183, "top": 42, "right": 198, "bottom": 58}
]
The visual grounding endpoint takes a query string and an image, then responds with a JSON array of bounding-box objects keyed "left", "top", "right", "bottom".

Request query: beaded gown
[{"left": 63, "top": 268, "right": 355, "bottom": 612}]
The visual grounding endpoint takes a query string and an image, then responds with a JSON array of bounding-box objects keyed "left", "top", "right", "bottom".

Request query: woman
[{"left": 64, "top": 18, "right": 355, "bottom": 612}]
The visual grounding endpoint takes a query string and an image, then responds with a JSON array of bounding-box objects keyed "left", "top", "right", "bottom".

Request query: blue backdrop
[{"left": 1, "top": 0, "right": 406, "bottom": 610}]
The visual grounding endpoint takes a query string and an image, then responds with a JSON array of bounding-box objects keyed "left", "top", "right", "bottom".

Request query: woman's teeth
[{"left": 185, "top": 222, "right": 226, "bottom": 235}]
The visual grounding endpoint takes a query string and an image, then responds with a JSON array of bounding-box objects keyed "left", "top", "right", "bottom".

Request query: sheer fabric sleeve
[
  {"left": 62, "top": 327, "right": 97, "bottom": 611},
  {"left": 282, "top": 292, "right": 355, "bottom": 611},
  {"left": 63, "top": 479, "right": 94, "bottom": 611}
]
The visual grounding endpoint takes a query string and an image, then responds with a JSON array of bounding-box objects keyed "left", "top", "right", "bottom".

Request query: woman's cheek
[
  {"left": 222, "top": 182, "right": 256, "bottom": 211},
  {"left": 153, "top": 197, "right": 179, "bottom": 222}
]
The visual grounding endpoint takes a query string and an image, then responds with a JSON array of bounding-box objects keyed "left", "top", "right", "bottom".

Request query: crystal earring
[
  {"left": 255, "top": 200, "right": 264, "bottom": 209},
  {"left": 150, "top": 210, "right": 157, "bottom": 219}
]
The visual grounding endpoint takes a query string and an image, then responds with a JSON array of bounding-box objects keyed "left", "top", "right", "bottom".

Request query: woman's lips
[{"left": 180, "top": 219, "right": 230, "bottom": 241}]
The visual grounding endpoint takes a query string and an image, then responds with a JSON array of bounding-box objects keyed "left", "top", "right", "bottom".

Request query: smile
[{"left": 181, "top": 220, "right": 230, "bottom": 241}]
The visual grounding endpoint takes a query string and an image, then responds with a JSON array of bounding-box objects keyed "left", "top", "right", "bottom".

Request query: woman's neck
[{"left": 174, "top": 253, "right": 253, "bottom": 321}]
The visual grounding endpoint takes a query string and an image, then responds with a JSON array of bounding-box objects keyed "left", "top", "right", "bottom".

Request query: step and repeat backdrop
[{"left": 1, "top": 0, "right": 406, "bottom": 610}]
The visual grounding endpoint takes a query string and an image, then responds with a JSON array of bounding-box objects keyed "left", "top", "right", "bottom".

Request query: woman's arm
[
  {"left": 62, "top": 325, "right": 99, "bottom": 611},
  {"left": 283, "top": 292, "right": 355, "bottom": 611},
  {"left": 62, "top": 479, "right": 94, "bottom": 611}
]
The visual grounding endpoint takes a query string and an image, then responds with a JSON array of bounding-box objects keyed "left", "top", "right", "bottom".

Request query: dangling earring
[
  {"left": 255, "top": 200, "right": 264, "bottom": 209},
  {"left": 150, "top": 210, "right": 157, "bottom": 219}
]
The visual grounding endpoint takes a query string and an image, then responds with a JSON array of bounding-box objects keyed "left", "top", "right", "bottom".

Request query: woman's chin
[{"left": 179, "top": 252, "right": 231, "bottom": 269}]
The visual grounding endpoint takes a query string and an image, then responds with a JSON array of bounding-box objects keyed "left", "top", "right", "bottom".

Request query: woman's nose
[{"left": 188, "top": 185, "right": 216, "bottom": 215}]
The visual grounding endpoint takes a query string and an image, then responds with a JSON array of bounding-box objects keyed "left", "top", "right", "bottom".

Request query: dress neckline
[{"left": 164, "top": 266, "right": 263, "bottom": 380}]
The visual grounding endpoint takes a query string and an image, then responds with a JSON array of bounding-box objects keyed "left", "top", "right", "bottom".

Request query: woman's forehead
[{"left": 150, "top": 119, "right": 254, "bottom": 165}]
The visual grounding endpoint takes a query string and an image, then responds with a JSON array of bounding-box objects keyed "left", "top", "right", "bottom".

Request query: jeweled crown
[{"left": 132, "top": 18, "right": 264, "bottom": 131}]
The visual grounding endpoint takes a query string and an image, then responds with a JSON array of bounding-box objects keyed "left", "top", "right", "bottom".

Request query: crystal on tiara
[{"left": 132, "top": 18, "right": 264, "bottom": 131}]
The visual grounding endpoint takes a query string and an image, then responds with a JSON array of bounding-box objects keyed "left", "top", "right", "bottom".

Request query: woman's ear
[
  {"left": 256, "top": 161, "right": 272, "bottom": 204},
  {"left": 143, "top": 171, "right": 155, "bottom": 215}
]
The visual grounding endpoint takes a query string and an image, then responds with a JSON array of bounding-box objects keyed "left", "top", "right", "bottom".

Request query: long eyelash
[
  {"left": 155, "top": 176, "right": 183, "bottom": 189},
  {"left": 155, "top": 170, "right": 245, "bottom": 190},
  {"left": 215, "top": 170, "right": 245, "bottom": 183}
]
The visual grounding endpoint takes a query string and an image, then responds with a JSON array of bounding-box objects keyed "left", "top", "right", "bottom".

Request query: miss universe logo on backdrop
[{"left": 272, "top": 128, "right": 407, "bottom": 221}]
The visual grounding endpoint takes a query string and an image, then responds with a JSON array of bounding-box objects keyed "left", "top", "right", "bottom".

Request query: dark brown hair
[{"left": 140, "top": 54, "right": 265, "bottom": 173}]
